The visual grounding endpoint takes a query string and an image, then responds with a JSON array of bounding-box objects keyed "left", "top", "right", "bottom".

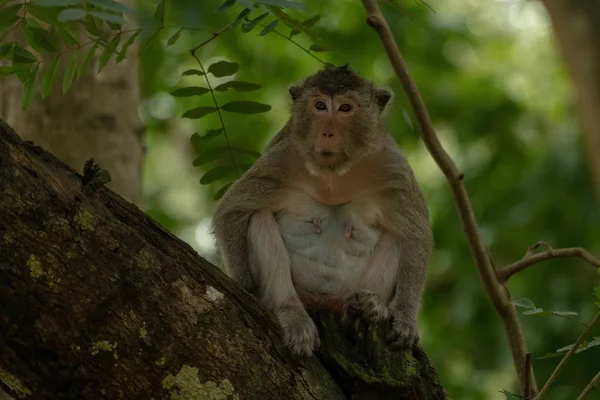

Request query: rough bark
[
  {"left": 0, "top": 0, "right": 144, "bottom": 205},
  {"left": 0, "top": 120, "right": 446, "bottom": 400},
  {"left": 541, "top": 0, "right": 600, "bottom": 199}
]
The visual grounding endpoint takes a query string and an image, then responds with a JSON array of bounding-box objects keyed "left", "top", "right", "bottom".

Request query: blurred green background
[{"left": 137, "top": 1, "right": 600, "bottom": 398}]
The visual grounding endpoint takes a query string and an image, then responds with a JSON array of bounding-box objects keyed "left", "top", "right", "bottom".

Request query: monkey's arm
[{"left": 381, "top": 147, "right": 433, "bottom": 348}]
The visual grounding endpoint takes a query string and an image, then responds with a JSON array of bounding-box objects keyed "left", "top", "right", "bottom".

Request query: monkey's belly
[{"left": 276, "top": 205, "right": 381, "bottom": 296}]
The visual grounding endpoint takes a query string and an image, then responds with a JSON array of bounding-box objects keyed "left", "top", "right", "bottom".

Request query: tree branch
[
  {"left": 498, "top": 245, "right": 600, "bottom": 282},
  {"left": 359, "top": 0, "right": 538, "bottom": 394},
  {"left": 535, "top": 310, "right": 600, "bottom": 399},
  {"left": 577, "top": 370, "right": 600, "bottom": 400}
]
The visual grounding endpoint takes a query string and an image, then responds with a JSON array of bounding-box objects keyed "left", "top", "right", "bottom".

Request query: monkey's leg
[
  {"left": 347, "top": 234, "right": 399, "bottom": 324},
  {"left": 248, "top": 210, "right": 320, "bottom": 357}
]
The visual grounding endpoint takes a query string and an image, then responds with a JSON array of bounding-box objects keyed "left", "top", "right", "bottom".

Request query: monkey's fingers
[
  {"left": 385, "top": 319, "right": 419, "bottom": 349},
  {"left": 346, "top": 291, "right": 389, "bottom": 324}
]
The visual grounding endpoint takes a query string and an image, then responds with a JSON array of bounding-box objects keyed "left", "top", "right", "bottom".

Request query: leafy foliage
[{"left": 175, "top": 58, "right": 270, "bottom": 199}]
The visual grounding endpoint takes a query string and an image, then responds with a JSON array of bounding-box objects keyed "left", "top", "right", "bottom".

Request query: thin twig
[
  {"left": 191, "top": 23, "right": 232, "bottom": 54},
  {"left": 262, "top": 27, "right": 326, "bottom": 64},
  {"left": 190, "top": 53, "right": 239, "bottom": 178},
  {"left": 524, "top": 353, "right": 532, "bottom": 399},
  {"left": 359, "top": 0, "right": 538, "bottom": 394},
  {"left": 577, "top": 371, "right": 600, "bottom": 400},
  {"left": 499, "top": 247, "right": 600, "bottom": 282},
  {"left": 535, "top": 310, "right": 600, "bottom": 399}
]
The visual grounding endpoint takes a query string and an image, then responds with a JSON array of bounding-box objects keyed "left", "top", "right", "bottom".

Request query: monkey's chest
[{"left": 275, "top": 201, "right": 382, "bottom": 296}]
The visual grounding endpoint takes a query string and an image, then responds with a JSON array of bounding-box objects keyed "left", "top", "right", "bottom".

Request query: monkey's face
[{"left": 293, "top": 89, "right": 381, "bottom": 176}]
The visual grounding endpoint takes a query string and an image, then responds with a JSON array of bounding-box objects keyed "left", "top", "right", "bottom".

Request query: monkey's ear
[
  {"left": 375, "top": 88, "right": 393, "bottom": 111},
  {"left": 288, "top": 85, "right": 302, "bottom": 101}
]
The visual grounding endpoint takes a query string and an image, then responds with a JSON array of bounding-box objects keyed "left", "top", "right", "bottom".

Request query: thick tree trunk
[
  {"left": 541, "top": 0, "right": 600, "bottom": 199},
  {"left": 0, "top": 121, "right": 446, "bottom": 400},
  {"left": 0, "top": 0, "right": 143, "bottom": 205}
]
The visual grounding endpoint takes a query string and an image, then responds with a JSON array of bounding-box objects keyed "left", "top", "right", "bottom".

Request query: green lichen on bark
[
  {"left": 27, "top": 254, "right": 42, "bottom": 279},
  {"left": 0, "top": 367, "right": 32, "bottom": 396},
  {"left": 161, "top": 365, "right": 238, "bottom": 400},
  {"left": 75, "top": 209, "right": 97, "bottom": 232},
  {"left": 90, "top": 340, "right": 119, "bottom": 359}
]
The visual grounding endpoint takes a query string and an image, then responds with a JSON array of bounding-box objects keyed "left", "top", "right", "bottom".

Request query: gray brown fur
[{"left": 212, "top": 65, "right": 432, "bottom": 357}]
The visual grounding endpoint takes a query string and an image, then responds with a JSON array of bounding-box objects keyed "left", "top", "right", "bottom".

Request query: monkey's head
[{"left": 288, "top": 64, "right": 393, "bottom": 176}]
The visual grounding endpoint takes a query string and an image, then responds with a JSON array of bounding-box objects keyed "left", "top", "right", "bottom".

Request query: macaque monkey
[{"left": 212, "top": 64, "right": 432, "bottom": 357}]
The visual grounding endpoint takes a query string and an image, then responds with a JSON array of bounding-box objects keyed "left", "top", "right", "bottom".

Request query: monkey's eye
[
  {"left": 315, "top": 100, "right": 327, "bottom": 110},
  {"left": 339, "top": 103, "right": 352, "bottom": 112}
]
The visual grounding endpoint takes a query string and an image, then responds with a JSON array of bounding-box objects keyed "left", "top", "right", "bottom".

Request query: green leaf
[
  {"left": 259, "top": 19, "right": 279, "bottom": 36},
  {"left": 140, "top": 28, "right": 161, "bottom": 54},
  {"left": 154, "top": 0, "right": 165, "bottom": 25},
  {"left": 77, "top": 42, "right": 98, "bottom": 80},
  {"left": 241, "top": 12, "right": 268, "bottom": 33},
  {"left": 58, "top": 8, "right": 87, "bottom": 21},
  {"left": 237, "top": 0, "right": 255, "bottom": 10},
  {"left": 63, "top": 52, "right": 78, "bottom": 94},
  {"left": 83, "top": 14, "right": 104, "bottom": 36},
  {"left": 200, "top": 165, "right": 235, "bottom": 185},
  {"left": 499, "top": 390, "right": 520, "bottom": 400},
  {"left": 182, "top": 107, "right": 218, "bottom": 119},
  {"left": 232, "top": 147, "right": 261, "bottom": 159},
  {"left": 207, "top": 60, "right": 239, "bottom": 77},
  {"left": 97, "top": 34, "right": 120, "bottom": 73},
  {"left": 522, "top": 308, "right": 544, "bottom": 315},
  {"left": 402, "top": 109, "right": 413, "bottom": 130},
  {"left": 231, "top": 8, "right": 251, "bottom": 28},
  {"left": 13, "top": 64, "right": 31, "bottom": 83},
  {"left": 24, "top": 25, "right": 59, "bottom": 52},
  {"left": 268, "top": 7, "right": 319, "bottom": 43},
  {"left": 12, "top": 45, "right": 37, "bottom": 64},
  {"left": 221, "top": 101, "right": 272, "bottom": 114},
  {"left": 89, "top": 10, "right": 123, "bottom": 24},
  {"left": 26, "top": 5, "right": 60, "bottom": 24},
  {"left": 182, "top": 69, "right": 205, "bottom": 76},
  {"left": 42, "top": 56, "right": 59, "bottom": 99},
  {"left": 87, "top": 0, "right": 132, "bottom": 13},
  {"left": 190, "top": 129, "right": 223, "bottom": 153},
  {"left": 22, "top": 64, "right": 39, "bottom": 110},
  {"left": 553, "top": 311, "right": 578, "bottom": 316},
  {"left": 106, "top": 20, "right": 122, "bottom": 31},
  {"left": 290, "top": 15, "right": 320, "bottom": 37},
  {"left": 214, "top": 0, "right": 236, "bottom": 13},
  {"left": 0, "top": 4, "right": 22, "bottom": 30},
  {"left": 214, "top": 183, "right": 232, "bottom": 200},
  {"left": 255, "top": 0, "right": 307, "bottom": 10},
  {"left": 56, "top": 24, "right": 80, "bottom": 46},
  {"left": 193, "top": 147, "right": 229, "bottom": 166},
  {"left": 35, "top": 0, "right": 81, "bottom": 6},
  {"left": 0, "top": 43, "right": 13, "bottom": 58},
  {"left": 0, "top": 66, "right": 16, "bottom": 77},
  {"left": 309, "top": 44, "right": 328, "bottom": 52},
  {"left": 511, "top": 298, "right": 536, "bottom": 310},
  {"left": 214, "top": 81, "right": 261, "bottom": 92},
  {"left": 116, "top": 30, "right": 139, "bottom": 63},
  {"left": 167, "top": 28, "right": 182, "bottom": 46},
  {"left": 170, "top": 87, "right": 210, "bottom": 97}
]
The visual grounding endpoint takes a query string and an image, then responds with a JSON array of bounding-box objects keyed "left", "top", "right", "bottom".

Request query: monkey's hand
[
  {"left": 385, "top": 310, "right": 419, "bottom": 349},
  {"left": 276, "top": 306, "right": 320, "bottom": 358},
  {"left": 347, "top": 291, "right": 419, "bottom": 349},
  {"left": 346, "top": 290, "right": 389, "bottom": 323}
]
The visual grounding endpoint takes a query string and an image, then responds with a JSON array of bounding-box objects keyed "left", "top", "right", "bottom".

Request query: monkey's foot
[
  {"left": 386, "top": 313, "right": 420, "bottom": 349},
  {"left": 276, "top": 306, "right": 320, "bottom": 358},
  {"left": 344, "top": 224, "right": 353, "bottom": 240},
  {"left": 346, "top": 290, "right": 389, "bottom": 324},
  {"left": 312, "top": 218, "right": 322, "bottom": 234}
]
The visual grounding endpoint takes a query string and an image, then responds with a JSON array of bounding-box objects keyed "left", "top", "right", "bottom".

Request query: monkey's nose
[{"left": 322, "top": 132, "right": 334, "bottom": 138}]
